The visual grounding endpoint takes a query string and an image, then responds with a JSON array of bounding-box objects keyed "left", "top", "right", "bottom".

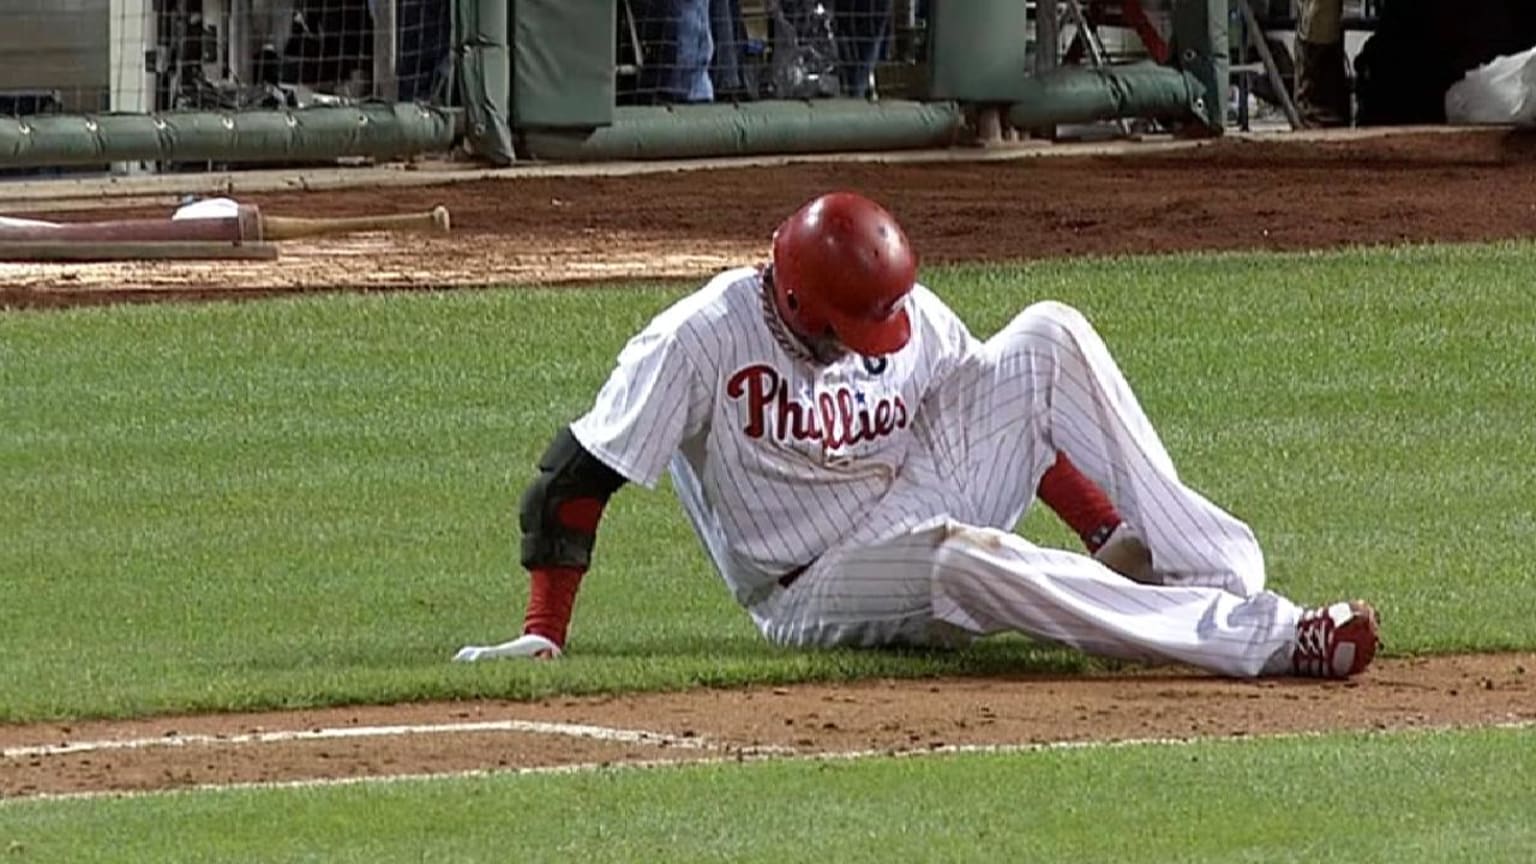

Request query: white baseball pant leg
[
  {"left": 755, "top": 301, "right": 1302, "bottom": 677},
  {"left": 936, "top": 300, "right": 1268, "bottom": 596}
]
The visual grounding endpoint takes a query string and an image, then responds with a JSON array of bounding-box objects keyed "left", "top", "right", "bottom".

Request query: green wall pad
[
  {"left": 1007, "top": 63, "right": 1205, "bottom": 129},
  {"left": 926, "top": 0, "right": 1030, "bottom": 101},
  {"left": 458, "top": 0, "right": 515, "bottom": 164},
  {"left": 0, "top": 105, "right": 455, "bottom": 169},
  {"left": 1171, "top": 0, "right": 1228, "bottom": 131},
  {"left": 521, "top": 100, "right": 962, "bottom": 162},
  {"left": 512, "top": 0, "right": 616, "bottom": 129}
]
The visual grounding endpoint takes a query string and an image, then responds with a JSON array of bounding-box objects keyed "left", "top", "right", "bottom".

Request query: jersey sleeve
[
  {"left": 917, "top": 284, "right": 982, "bottom": 388},
  {"left": 569, "top": 321, "right": 712, "bottom": 489}
]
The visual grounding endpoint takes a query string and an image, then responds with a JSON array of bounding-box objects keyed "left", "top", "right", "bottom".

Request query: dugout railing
[{"left": 0, "top": 0, "right": 1234, "bottom": 173}]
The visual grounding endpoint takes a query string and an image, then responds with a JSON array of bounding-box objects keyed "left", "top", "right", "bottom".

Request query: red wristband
[{"left": 1038, "top": 452, "right": 1122, "bottom": 552}]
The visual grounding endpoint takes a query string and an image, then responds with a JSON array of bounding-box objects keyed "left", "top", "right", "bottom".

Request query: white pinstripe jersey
[{"left": 570, "top": 267, "right": 978, "bottom": 607}]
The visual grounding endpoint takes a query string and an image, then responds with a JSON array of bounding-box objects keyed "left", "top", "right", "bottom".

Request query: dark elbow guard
[{"left": 518, "top": 427, "right": 627, "bottom": 570}]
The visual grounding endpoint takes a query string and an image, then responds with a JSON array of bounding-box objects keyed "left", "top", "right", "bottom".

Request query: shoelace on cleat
[{"left": 1293, "top": 609, "right": 1338, "bottom": 677}]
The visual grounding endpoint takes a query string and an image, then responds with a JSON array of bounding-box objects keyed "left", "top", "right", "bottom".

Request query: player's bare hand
[{"left": 451, "top": 634, "right": 562, "bottom": 662}]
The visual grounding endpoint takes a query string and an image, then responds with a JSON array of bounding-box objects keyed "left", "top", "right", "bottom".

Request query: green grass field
[
  {"left": 3, "top": 241, "right": 1535, "bottom": 861},
  {"left": 4, "top": 242, "right": 1534, "bottom": 722}
]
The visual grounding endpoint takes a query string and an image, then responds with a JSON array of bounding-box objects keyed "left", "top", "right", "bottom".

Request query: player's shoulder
[
  {"left": 908, "top": 281, "right": 950, "bottom": 314},
  {"left": 624, "top": 267, "right": 763, "bottom": 370},
  {"left": 650, "top": 266, "right": 762, "bottom": 329},
  {"left": 908, "top": 282, "right": 969, "bottom": 331},
  {"left": 696, "top": 266, "right": 765, "bottom": 311}
]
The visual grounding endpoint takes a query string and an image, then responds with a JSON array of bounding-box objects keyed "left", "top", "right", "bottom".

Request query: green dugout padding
[
  {"left": 0, "top": 104, "right": 454, "bottom": 169},
  {"left": 511, "top": 0, "right": 615, "bottom": 129},
  {"left": 1008, "top": 63, "right": 1205, "bottom": 129},
  {"left": 520, "top": 100, "right": 962, "bottom": 162},
  {"left": 458, "top": 0, "right": 515, "bottom": 164},
  {"left": 926, "top": 0, "right": 1029, "bottom": 101},
  {"left": 1171, "top": 0, "right": 1228, "bottom": 131}
]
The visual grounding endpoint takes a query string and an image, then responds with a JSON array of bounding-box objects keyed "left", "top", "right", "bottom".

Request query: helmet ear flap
[{"left": 766, "top": 263, "right": 800, "bottom": 313}]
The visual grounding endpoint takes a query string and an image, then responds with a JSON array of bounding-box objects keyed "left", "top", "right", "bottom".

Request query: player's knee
[
  {"left": 989, "top": 300, "right": 1092, "bottom": 361},
  {"left": 931, "top": 525, "right": 1009, "bottom": 592},
  {"left": 1013, "top": 299, "right": 1090, "bottom": 339}
]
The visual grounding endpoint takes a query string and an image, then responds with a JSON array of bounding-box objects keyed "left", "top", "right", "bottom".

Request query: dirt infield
[
  {"left": 4, "top": 128, "right": 1536, "bottom": 308},
  {"left": 4, "top": 128, "right": 1535, "bottom": 800},
  {"left": 2, "top": 655, "right": 1532, "bottom": 798}
]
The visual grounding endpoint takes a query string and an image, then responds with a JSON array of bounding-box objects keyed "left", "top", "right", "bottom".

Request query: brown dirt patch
[
  {"left": 3, "top": 128, "right": 1534, "bottom": 800},
  {"left": 2, "top": 654, "right": 1531, "bottom": 798},
  {"left": 4, "top": 128, "right": 1536, "bottom": 309}
]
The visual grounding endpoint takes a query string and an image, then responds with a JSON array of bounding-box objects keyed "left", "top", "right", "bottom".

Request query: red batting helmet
[{"left": 770, "top": 192, "right": 917, "bottom": 356}]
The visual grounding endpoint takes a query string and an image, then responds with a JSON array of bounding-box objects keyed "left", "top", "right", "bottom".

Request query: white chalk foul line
[
  {"left": 4, "top": 718, "right": 1533, "bottom": 806},
  {"left": 0, "top": 718, "right": 740, "bottom": 760}
]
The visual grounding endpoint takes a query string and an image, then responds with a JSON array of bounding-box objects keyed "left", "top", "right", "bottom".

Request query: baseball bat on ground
[{"left": 258, "top": 205, "right": 451, "bottom": 241}]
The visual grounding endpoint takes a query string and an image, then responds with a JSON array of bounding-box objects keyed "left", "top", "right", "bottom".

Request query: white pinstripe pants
[{"left": 752, "top": 301, "right": 1302, "bottom": 678}]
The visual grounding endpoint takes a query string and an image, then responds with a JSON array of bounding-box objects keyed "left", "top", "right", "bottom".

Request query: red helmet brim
[{"left": 824, "top": 302, "right": 911, "bottom": 356}]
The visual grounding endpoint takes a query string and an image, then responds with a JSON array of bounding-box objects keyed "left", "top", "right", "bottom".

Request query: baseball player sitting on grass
[{"left": 455, "top": 192, "right": 1380, "bottom": 679}]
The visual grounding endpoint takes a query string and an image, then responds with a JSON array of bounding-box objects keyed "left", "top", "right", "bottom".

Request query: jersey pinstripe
[
  {"left": 750, "top": 300, "right": 1301, "bottom": 677},
  {"left": 571, "top": 273, "right": 1306, "bottom": 678},
  {"left": 571, "top": 267, "right": 975, "bottom": 607}
]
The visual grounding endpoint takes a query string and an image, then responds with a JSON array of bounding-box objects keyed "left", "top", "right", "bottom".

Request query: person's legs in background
[
  {"left": 397, "top": 0, "right": 452, "bottom": 103},
  {"left": 630, "top": 0, "right": 677, "bottom": 103},
  {"left": 676, "top": 0, "right": 716, "bottom": 102},
  {"left": 1294, "top": 0, "right": 1350, "bottom": 126},
  {"left": 254, "top": 0, "right": 296, "bottom": 86},
  {"left": 832, "top": 0, "right": 893, "bottom": 98},
  {"left": 629, "top": 0, "right": 714, "bottom": 103},
  {"left": 709, "top": 0, "right": 750, "bottom": 99}
]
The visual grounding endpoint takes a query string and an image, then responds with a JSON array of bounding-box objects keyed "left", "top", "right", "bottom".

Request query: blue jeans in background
[
  {"left": 709, "top": 0, "right": 750, "bottom": 97},
  {"left": 675, "top": 0, "right": 716, "bottom": 102},
  {"left": 833, "top": 0, "right": 893, "bottom": 98},
  {"left": 633, "top": 0, "right": 715, "bottom": 103}
]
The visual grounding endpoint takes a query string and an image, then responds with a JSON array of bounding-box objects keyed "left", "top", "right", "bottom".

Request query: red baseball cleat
[{"left": 1292, "top": 601, "right": 1381, "bottom": 678}]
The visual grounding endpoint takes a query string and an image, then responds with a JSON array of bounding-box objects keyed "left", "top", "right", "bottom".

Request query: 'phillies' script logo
[{"left": 726, "top": 364, "right": 908, "bottom": 447}]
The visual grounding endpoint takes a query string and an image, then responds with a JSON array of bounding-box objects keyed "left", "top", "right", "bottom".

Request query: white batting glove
[{"left": 451, "top": 634, "right": 562, "bottom": 662}]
